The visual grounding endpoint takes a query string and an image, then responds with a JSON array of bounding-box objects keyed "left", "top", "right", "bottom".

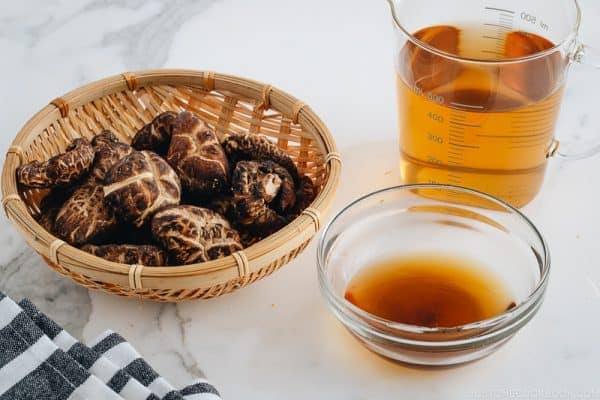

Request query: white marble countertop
[{"left": 2, "top": 1, "right": 600, "bottom": 399}]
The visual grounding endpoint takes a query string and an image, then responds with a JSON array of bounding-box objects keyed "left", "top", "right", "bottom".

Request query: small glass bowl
[{"left": 317, "top": 185, "right": 550, "bottom": 367}]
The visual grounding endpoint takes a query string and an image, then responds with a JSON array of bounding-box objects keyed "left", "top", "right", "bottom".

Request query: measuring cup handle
[{"left": 552, "top": 43, "right": 600, "bottom": 160}]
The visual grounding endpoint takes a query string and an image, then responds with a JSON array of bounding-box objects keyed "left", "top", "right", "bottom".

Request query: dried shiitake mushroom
[
  {"left": 36, "top": 208, "right": 59, "bottom": 234},
  {"left": 166, "top": 111, "right": 229, "bottom": 197},
  {"left": 290, "top": 175, "right": 317, "bottom": 216},
  {"left": 34, "top": 185, "right": 79, "bottom": 234},
  {"left": 89, "top": 131, "right": 133, "bottom": 183},
  {"left": 17, "top": 138, "right": 95, "bottom": 188},
  {"left": 201, "top": 195, "right": 235, "bottom": 219},
  {"left": 238, "top": 229, "right": 265, "bottom": 248},
  {"left": 232, "top": 197, "right": 285, "bottom": 235},
  {"left": 91, "top": 130, "right": 120, "bottom": 147},
  {"left": 151, "top": 205, "right": 242, "bottom": 265},
  {"left": 131, "top": 111, "right": 178, "bottom": 155},
  {"left": 81, "top": 244, "right": 167, "bottom": 266},
  {"left": 232, "top": 161, "right": 282, "bottom": 203},
  {"left": 103, "top": 150, "right": 181, "bottom": 228},
  {"left": 221, "top": 133, "right": 299, "bottom": 182},
  {"left": 54, "top": 183, "right": 118, "bottom": 245},
  {"left": 230, "top": 160, "right": 295, "bottom": 234}
]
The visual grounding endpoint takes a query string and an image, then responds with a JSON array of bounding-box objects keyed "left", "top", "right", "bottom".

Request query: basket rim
[{"left": 1, "top": 69, "right": 341, "bottom": 290}]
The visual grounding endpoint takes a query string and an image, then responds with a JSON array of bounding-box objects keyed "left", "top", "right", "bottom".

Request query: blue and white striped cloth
[{"left": 0, "top": 292, "right": 221, "bottom": 400}]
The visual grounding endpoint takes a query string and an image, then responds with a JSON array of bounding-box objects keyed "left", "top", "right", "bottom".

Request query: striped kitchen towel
[
  {"left": 0, "top": 292, "right": 221, "bottom": 400},
  {"left": 0, "top": 293, "right": 123, "bottom": 400},
  {"left": 91, "top": 331, "right": 221, "bottom": 400},
  {"left": 18, "top": 299, "right": 159, "bottom": 400}
]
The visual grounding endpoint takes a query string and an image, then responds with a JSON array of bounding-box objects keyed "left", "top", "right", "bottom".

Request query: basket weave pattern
[{"left": 1, "top": 70, "right": 340, "bottom": 302}]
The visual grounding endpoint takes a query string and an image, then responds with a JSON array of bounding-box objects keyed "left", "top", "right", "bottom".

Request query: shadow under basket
[{"left": 1, "top": 69, "right": 341, "bottom": 302}]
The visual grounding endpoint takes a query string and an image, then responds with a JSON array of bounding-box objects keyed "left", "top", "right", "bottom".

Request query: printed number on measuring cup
[
  {"left": 521, "top": 12, "right": 536, "bottom": 24},
  {"left": 427, "top": 133, "right": 444, "bottom": 144},
  {"left": 521, "top": 12, "right": 549, "bottom": 30},
  {"left": 427, "top": 156, "right": 443, "bottom": 164},
  {"left": 427, "top": 112, "right": 444, "bottom": 123},
  {"left": 427, "top": 93, "right": 444, "bottom": 104}
]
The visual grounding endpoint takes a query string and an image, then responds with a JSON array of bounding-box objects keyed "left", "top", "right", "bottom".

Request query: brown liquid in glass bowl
[{"left": 344, "top": 254, "right": 515, "bottom": 328}]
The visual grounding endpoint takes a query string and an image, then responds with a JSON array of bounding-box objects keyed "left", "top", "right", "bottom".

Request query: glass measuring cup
[{"left": 387, "top": 0, "right": 600, "bottom": 207}]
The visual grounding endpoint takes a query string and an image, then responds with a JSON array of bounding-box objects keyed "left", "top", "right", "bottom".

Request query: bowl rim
[{"left": 317, "top": 184, "right": 551, "bottom": 344}]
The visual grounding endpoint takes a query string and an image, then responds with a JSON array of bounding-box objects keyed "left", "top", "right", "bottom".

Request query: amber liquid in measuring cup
[
  {"left": 344, "top": 254, "right": 515, "bottom": 328},
  {"left": 397, "top": 25, "right": 567, "bottom": 207}
]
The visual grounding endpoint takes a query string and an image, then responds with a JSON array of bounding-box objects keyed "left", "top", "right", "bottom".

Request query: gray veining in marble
[
  {"left": 0, "top": 247, "right": 91, "bottom": 337},
  {"left": 91, "top": 0, "right": 217, "bottom": 69}
]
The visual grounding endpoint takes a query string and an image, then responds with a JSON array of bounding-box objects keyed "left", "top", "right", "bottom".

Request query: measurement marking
[
  {"left": 482, "top": 49, "right": 504, "bottom": 56},
  {"left": 511, "top": 124, "right": 554, "bottom": 129},
  {"left": 448, "top": 151, "right": 463, "bottom": 156},
  {"left": 449, "top": 132, "right": 465, "bottom": 138},
  {"left": 482, "top": 35, "right": 503, "bottom": 40},
  {"left": 450, "top": 102, "right": 485, "bottom": 110},
  {"left": 449, "top": 121, "right": 481, "bottom": 128},
  {"left": 450, "top": 142, "right": 480, "bottom": 149},
  {"left": 510, "top": 143, "right": 544, "bottom": 149},
  {"left": 448, "top": 174, "right": 462, "bottom": 179},
  {"left": 449, "top": 127, "right": 464, "bottom": 133},
  {"left": 512, "top": 113, "right": 554, "bottom": 124},
  {"left": 448, "top": 161, "right": 462, "bottom": 166},
  {"left": 499, "top": 15, "right": 514, "bottom": 22},
  {"left": 449, "top": 113, "right": 466, "bottom": 120},
  {"left": 499, "top": 12, "right": 515, "bottom": 18},
  {"left": 513, "top": 117, "right": 557, "bottom": 122},
  {"left": 484, "top": 6, "right": 515, "bottom": 14},
  {"left": 512, "top": 139, "right": 546, "bottom": 145},
  {"left": 449, "top": 136, "right": 465, "bottom": 142},
  {"left": 514, "top": 107, "right": 560, "bottom": 115},
  {"left": 483, "top": 22, "right": 511, "bottom": 29},
  {"left": 477, "top": 133, "right": 546, "bottom": 138}
]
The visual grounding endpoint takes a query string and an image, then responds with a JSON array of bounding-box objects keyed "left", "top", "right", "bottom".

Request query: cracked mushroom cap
[
  {"left": 230, "top": 160, "right": 296, "bottom": 235},
  {"left": 232, "top": 160, "right": 297, "bottom": 212},
  {"left": 232, "top": 160, "right": 282, "bottom": 204},
  {"left": 131, "top": 111, "right": 178, "bottom": 155},
  {"left": 17, "top": 138, "right": 95, "bottom": 188},
  {"left": 103, "top": 150, "right": 181, "bottom": 228},
  {"left": 54, "top": 183, "right": 118, "bottom": 246},
  {"left": 166, "top": 111, "right": 229, "bottom": 197},
  {"left": 81, "top": 244, "right": 167, "bottom": 266},
  {"left": 89, "top": 131, "right": 133, "bottom": 183},
  {"left": 221, "top": 133, "right": 299, "bottom": 182},
  {"left": 151, "top": 205, "right": 243, "bottom": 265}
]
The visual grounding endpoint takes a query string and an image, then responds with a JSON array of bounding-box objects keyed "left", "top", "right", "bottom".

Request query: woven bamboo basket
[{"left": 1, "top": 69, "right": 341, "bottom": 302}]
